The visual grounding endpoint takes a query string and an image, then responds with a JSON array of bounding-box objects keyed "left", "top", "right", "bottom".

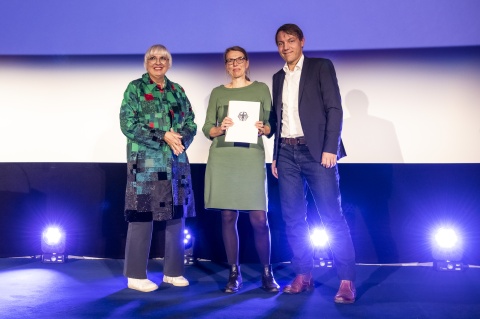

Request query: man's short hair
[{"left": 275, "top": 24, "right": 304, "bottom": 43}]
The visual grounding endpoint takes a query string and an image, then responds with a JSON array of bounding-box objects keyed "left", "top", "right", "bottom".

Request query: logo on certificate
[{"left": 237, "top": 112, "right": 248, "bottom": 121}]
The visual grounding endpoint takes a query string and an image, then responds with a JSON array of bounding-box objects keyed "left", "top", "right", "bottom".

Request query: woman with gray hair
[{"left": 120, "top": 44, "right": 197, "bottom": 292}]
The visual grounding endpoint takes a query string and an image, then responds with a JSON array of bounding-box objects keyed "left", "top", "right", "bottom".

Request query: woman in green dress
[{"left": 202, "top": 46, "right": 279, "bottom": 293}]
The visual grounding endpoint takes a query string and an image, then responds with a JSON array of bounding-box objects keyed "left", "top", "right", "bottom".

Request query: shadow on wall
[
  {"left": 342, "top": 89, "right": 404, "bottom": 163},
  {"left": 339, "top": 90, "right": 402, "bottom": 263}
]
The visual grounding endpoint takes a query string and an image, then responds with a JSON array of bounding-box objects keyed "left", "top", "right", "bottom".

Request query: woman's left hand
[{"left": 164, "top": 128, "right": 185, "bottom": 156}]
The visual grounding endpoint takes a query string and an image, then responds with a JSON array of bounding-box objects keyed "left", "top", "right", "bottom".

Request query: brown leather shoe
[
  {"left": 282, "top": 273, "right": 314, "bottom": 294},
  {"left": 334, "top": 280, "right": 356, "bottom": 304}
]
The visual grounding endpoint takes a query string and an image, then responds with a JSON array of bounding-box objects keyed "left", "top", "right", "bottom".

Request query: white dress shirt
[{"left": 281, "top": 54, "right": 305, "bottom": 138}]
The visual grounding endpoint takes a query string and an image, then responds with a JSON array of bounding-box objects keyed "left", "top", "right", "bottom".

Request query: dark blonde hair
[
  {"left": 224, "top": 46, "right": 250, "bottom": 81},
  {"left": 275, "top": 23, "right": 304, "bottom": 44}
]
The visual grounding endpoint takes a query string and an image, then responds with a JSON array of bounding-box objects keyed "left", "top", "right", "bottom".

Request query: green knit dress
[{"left": 202, "top": 81, "right": 272, "bottom": 211}]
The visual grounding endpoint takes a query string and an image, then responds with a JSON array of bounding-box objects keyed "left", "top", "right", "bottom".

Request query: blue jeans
[{"left": 277, "top": 143, "right": 356, "bottom": 280}]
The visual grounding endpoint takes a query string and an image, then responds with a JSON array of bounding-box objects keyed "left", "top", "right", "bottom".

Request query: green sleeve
[
  {"left": 178, "top": 94, "right": 197, "bottom": 149},
  {"left": 119, "top": 82, "right": 164, "bottom": 149},
  {"left": 202, "top": 88, "right": 219, "bottom": 140},
  {"left": 260, "top": 83, "right": 274, "bottom": 138}
]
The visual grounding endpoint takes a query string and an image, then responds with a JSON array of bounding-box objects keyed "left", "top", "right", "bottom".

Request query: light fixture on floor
[
  {"left": 41, "top": 226, "right": 66, "bottom": 263},
  {"left": 431, "top": 226, "right": 464, "bottom": 271},
  {"left": 184, "top": 228, "right": 195, "bottom": 265},
  {"left": 310, "top": 228, "right": 333, "bottom": 268}
]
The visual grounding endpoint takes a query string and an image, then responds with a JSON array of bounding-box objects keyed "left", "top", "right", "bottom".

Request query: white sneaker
[
  {"left": 163, "top": 275, "right": 189, "bottom": 287},
  {"left": 127, "top": 278, "right": 159, "bottom": 292}
]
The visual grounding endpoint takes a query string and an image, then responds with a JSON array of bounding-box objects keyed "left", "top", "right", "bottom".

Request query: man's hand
[
  {"left": 321, "top": 152, "right": 337, "bottom": 168},
  {"left": 164, "top": 128, "right": 185, "bottom": 156},
  {"left": 271, "top": 160, "right": 278, "bottom": 179}
]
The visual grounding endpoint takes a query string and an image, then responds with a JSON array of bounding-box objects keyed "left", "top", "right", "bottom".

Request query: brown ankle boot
[
  {"left": 261, "top": 264, "right": 280, "bottom": 292},
  {"left": 225, "top": 264, "right": 242, "bottom": 293}
]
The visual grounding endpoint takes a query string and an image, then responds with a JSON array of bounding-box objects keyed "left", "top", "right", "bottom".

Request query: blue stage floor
[{"left": 1, "top": 257, "right": 479, "bottom": 319}]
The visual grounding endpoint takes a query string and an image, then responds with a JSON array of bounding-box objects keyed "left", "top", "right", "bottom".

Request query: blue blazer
[{"left": 271, "top": 56, "right": 346, "bottom": 163}]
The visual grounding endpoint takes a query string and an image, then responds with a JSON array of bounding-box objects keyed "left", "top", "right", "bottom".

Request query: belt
[{"left": 281, "top": 137, "right": 306, "bottom": 145}]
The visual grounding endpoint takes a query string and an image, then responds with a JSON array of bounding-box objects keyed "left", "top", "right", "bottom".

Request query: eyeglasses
[
  {"left": 148, "top": 56, "right": 169, "bottom": 64},
  {"left": 225, "top": 56, "right": 246, "bottom": 65}
]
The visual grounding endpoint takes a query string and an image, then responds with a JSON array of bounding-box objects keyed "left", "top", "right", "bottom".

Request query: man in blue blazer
[{"left": 271, "top": 24, "right": 356, "bottom": 303}]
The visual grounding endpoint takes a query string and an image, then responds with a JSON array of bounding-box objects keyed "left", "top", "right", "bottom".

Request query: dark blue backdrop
[{"left": 1, "top": 162, "right": 479, "bottom": 265}]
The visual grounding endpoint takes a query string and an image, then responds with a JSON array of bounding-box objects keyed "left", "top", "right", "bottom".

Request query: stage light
[
  {"left": 310, "top": 228, "right": 329, "bottom": 247},
  {"left": 434, "top": 227, "right": 458, "bottom": 248},
  {"left": 184, "top": 228, "right": 195, "bottom": 265},
  {"left": 184, "top": 229, "right": 193, "bottom": 248},
  {"left": 310, "top": 228, "right": 333, "bottom": 268},
  {"left": 41, "top": 226, "right": 66, "bottom": 263},
  {"left": 431, "top": 226, "right": 464, "bottom": 271}
]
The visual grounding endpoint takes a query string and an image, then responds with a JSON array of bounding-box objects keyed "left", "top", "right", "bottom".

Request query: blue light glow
[
  {"left": 310, "top": 228, "right": 329, "bottom": 247},
  {"left": 434, "top": 227, "right": 459, "bottom": 249},
  {"left": 42, "top": 227, "right": 64, "bottom": 246},
  {"left": 184, "top": 229, "right": 192, "bottom": 246}
]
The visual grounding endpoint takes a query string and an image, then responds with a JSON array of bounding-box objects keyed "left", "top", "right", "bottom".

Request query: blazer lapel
[
  {"left": 276, "top": 71, "right": 285, "bottom": 115},
  {"left": 298, "top": 57, "right": 309, "bottom": 105}
]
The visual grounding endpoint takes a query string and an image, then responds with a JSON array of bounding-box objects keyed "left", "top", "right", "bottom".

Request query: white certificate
[{"left": 224, "top": 100, "right": 260, "bottom": 144}]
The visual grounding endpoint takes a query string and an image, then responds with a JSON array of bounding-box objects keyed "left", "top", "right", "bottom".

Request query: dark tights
[{"left": 221, "top": 210, "right": 271, "bottom": 265}]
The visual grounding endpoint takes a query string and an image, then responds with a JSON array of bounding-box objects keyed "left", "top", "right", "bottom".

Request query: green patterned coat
[{"left": 120, "top": 73, "right": 197, "bottom": 222}]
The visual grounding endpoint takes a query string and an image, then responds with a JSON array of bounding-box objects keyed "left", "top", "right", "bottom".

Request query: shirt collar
[
  {"left": 283, "top": 54, "right": 304, "bottom": 73},
  {"left": 143, "top": 73, "right": 169, "bottom": 90}
]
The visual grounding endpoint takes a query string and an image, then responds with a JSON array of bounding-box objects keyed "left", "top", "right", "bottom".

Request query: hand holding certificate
[{"left": 224, "top": 100, "right": 260, "bottom": 144}]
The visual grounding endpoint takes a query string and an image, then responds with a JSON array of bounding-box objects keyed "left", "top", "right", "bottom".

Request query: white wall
[{"left": 1, "top": 48, "right": 479, "bottom": 163}]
